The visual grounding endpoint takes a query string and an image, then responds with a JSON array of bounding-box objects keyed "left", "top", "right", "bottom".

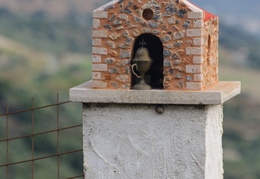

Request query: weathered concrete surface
[
  {"left": 70, "top": 81, "right": 241, "bottom": 105},
  {"left": 205, "top": 105, "right": 224, "bottom": 179},
  {"left": 83, "top": 104, "right": 223, "bottom": 179}
]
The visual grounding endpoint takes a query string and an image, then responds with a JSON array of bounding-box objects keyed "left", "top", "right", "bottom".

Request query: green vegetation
[
  {"left": 0, "top": 9, "right": 92, "bottom": 177},
  {"left": 220, "top": 23, "right": 260, "bottom": 68},
  {"left": 0, "top": 5, "right": 259, "bottom": 179},
  {"left": 0, "top": 38, "right": 90, "bottom": 177},
  {"left": 0, "top": 8, "right": 92, "bottom": 54}
]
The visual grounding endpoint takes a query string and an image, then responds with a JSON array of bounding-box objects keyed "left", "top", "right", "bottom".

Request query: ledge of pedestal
[{"left": 69, "top": 81, "right": 241, "bottom": 105}]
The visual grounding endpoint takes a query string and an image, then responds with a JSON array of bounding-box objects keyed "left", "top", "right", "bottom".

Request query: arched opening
[{"left": 131, "top": 33, "right": 164, "bottom": 89}]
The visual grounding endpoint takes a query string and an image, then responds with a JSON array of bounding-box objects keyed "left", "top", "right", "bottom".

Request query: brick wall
[
  {"left": 202, "top": 17, "right": 219, "bottom": 89},
  {"left": 91, "top": 0, "right": 218, "bottom": 90}
]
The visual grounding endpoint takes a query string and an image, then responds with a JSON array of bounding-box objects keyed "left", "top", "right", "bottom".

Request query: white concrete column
[
  {"left": 82, "top": 104, "right": 223, "bottom": 179},
  {"left": 70, "top": 81, "right": 240, "bottom": 179}
]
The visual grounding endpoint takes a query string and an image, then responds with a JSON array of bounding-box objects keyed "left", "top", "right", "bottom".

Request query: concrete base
[
  {"left": 70, "top": 80, "right": 240, "bottom": 179},
  {"left": 82, "top": 104, "right": 223, "bottom": 179}
]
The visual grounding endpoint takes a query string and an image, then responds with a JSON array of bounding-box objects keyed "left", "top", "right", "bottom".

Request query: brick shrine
[{"left": 91, "top": 0, "right": 218, "bottom": 90}]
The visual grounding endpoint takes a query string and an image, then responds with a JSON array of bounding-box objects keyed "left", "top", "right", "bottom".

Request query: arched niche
[{"left": 131, "top": 33, "right": 164, "bottom": 89}]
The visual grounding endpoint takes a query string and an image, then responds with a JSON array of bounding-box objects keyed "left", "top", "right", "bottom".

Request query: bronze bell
[{"left": 131, "top": 47, "right": 153, "bottom": 90}]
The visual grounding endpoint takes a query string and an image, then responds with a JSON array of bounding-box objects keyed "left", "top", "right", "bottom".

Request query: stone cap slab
[{"left": 70, "top": 81, "right": 241, "bottom": 105}]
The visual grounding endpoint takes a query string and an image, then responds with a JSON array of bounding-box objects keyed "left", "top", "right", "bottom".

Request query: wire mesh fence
[{"left": 0, "top": 95, "right": 84, "bottom": 179}]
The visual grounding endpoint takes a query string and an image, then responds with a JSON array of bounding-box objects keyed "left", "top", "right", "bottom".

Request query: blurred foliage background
[{"left": 0, "top": 0, "right": 260, "bottom": 178}]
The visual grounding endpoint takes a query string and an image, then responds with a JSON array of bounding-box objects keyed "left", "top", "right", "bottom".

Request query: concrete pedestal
[
  {"left": 83, "top": 104, "right": 223, "bottom": 179},
  {"left": 70, "top": 81, "right": 240, "bottom": 179}
]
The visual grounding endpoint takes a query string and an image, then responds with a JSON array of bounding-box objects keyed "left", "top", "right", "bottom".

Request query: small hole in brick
[
  {"left": 143, "top": 9, "right": 154, "bottom": 20},
  {"left": 208, "top": 35, "right": 211, "bottom": 49}
]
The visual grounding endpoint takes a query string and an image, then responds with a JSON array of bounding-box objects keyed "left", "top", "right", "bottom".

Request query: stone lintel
[{"left": 70, "top": 81, "right": 241, "bottom": 105}]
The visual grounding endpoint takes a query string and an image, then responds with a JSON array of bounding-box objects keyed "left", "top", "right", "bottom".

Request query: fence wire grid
[{"left": 0, "top": 94, "right": 84, "bottom": 179}]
